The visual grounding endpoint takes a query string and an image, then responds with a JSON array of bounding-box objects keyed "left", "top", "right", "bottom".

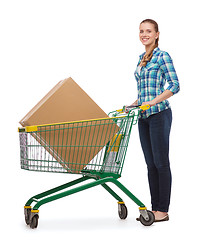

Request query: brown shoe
[{"left": 154, "top": 214, "right": 169, "bottom": 222}]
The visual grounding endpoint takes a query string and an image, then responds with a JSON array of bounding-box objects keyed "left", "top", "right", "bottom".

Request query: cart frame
[{"left": 19, "top": 105, "right": 155, "bottom": 228}]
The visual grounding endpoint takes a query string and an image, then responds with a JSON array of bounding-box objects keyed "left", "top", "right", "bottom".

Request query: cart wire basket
[{"left": 19, "top": 105, "right": 155, "bottom": 228}]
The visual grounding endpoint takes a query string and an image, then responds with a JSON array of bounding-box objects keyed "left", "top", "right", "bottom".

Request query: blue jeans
[{"left": 138, "top": 108, "right": 172, "bottom": 212}]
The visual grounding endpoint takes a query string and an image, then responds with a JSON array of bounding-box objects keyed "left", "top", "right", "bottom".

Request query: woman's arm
[
  {"left": 142, "top": 90, "right": 173, "bottom": 107},
  {"left": 143, "top": 52, "right": 179, "bottom": 107},
  {"left": 159, "top": 52, "right": 180, "bottom": 94},
  {"left": 130, "top": 99, "right": 138, "bottom": 106},
  {"left": 125, "top": 100, "right": 138, "bottom": 112}
]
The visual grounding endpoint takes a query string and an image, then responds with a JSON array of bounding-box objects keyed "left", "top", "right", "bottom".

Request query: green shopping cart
[{"left": 18, "top": 105, "right": 155, "bottom": 229}]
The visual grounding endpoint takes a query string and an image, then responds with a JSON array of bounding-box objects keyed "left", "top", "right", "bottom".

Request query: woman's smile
[
  {"left": 139, "top": 22, "right": 159, "bottom": 50},
  {"left": 141, "top": 37, "right": 150, "bottom": 43}
]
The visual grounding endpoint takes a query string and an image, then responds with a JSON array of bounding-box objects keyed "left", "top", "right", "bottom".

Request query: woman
[{"left": 130, "top": 19, "right": 180, "bottom": 222}]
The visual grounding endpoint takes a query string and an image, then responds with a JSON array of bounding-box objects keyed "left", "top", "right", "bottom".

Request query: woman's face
[{"left": 139, "top": 22, "right": 159, "bottom": 48}]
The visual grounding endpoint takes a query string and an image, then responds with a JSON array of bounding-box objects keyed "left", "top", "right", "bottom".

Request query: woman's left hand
[
  {"left": 141, "top": 100, "right": 156, "bottom": 112},
  {"left": 142, "top": 100, "right": 156, "bottom": 107}
]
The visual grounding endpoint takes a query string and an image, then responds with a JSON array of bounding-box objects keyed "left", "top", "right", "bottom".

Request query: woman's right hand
[
  {"left": 124, "top": 105, "right": 129, "bottom": 113},
  {"left": 125, "top": 101, "right": 138, "bottom": 113}
]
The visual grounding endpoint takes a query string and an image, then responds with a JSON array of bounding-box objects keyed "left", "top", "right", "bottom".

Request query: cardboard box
[
  {"left": 20, "top": 77, "right": 119, "bottom": 173},
  {"left": 32, "top": 119, "right": 119, "bottom": 173},
  {"left": 20, "top": 77, "right": 111, "bottom": 126}
]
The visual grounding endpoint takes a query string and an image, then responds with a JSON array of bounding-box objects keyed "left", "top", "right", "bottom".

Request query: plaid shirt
[{"left": 134, "top": 47, "right": 180, "bottom": 118}]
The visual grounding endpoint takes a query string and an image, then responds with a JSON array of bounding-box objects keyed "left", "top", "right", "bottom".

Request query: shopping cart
[{"left": 18, "top": 105, "right": 155, "bottom": 229}]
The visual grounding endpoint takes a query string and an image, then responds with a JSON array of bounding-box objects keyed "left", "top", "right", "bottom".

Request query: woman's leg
[
  {"left": 149, "top": 108, "right": 172, "bottom": 213},
  {"left": 138, "top": 118, "right": 159, "bottom": 212}
]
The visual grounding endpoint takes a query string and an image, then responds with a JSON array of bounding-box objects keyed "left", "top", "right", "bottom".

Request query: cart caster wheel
[
  {"left": 25, "top": 209, "right": 31, "bottom": 225},
  {"left": 118, "top": 203, "right": 128, "bottom": 219},
  {"left": 30, "top": 215, "right": 39, "bottom": 229},
  {"left": 24, "top": 208, "right": 31, "bottom": 225},
  {"left": 24, "top": 207, "right": 32, "bottom": 225},
  {"left": 139, "top": 210, "right": 155, "bottom": 226}
]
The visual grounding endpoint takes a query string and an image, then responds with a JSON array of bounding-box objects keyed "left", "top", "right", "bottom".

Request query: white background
[{"left": 0, "top": 0, "right": 199, "bottom": 239}]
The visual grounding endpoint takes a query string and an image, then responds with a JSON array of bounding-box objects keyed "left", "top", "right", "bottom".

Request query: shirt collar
[{"left": 153, "top": 47, "right": 159, "bottom": 54}]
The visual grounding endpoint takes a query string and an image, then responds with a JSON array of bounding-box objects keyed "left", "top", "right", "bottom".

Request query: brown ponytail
[{"left": 140, "top": 19, "right": 159, "bottom": 67}]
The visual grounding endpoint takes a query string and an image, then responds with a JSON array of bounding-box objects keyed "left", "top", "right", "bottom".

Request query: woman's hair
[{"left": 140, "top": 19, "right": 159, "bottom": 67}]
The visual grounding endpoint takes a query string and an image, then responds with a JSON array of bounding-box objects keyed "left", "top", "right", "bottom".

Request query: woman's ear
[{"left": 156, "top": 31, "right": 160, "bottom": 39}]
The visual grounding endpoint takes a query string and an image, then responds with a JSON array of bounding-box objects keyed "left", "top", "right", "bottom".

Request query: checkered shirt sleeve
[{"left": 159, "top": 52, "right": 180, "bottom": 94}]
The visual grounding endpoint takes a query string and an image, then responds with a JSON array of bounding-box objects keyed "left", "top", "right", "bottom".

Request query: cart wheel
[
  {"left": 30, "top": 215, "right": 39, "bottom": 229},
  {"left": 24, "top": 208, "right": 31, "bottom": 225},
  {"left": 139, "top": 210, "right": 155, "bottom": 226},
  {"left": 118, "top": 203, "right": 128, "bottom": 219}
]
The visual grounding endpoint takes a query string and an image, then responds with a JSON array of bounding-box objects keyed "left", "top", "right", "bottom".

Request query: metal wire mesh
[{"left": 19, "top": 111, "right": 139, "bottom": 176}]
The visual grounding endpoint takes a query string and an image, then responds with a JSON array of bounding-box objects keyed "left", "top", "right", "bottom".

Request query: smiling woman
[
  {"left": 128, "top": 19, "right": 180, "bottom": 223},
  {"left": 139, "top": 19, "right": 159, "bottom": 67}
]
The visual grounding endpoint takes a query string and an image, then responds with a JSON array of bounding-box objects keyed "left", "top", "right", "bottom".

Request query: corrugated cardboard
[
  {"left": 33, "top": 119, "right": 119, "bottom": 173},
  {"left": 20, "top": 77, "right": 110, "bottom": 126},
  {"left": 20, "top": 77, "right": 119, "bottom": 173}
]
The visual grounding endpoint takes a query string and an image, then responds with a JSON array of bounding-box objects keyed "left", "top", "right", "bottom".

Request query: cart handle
[{"left": 116, "top": 104, "right": 150, "bottom": 113}]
